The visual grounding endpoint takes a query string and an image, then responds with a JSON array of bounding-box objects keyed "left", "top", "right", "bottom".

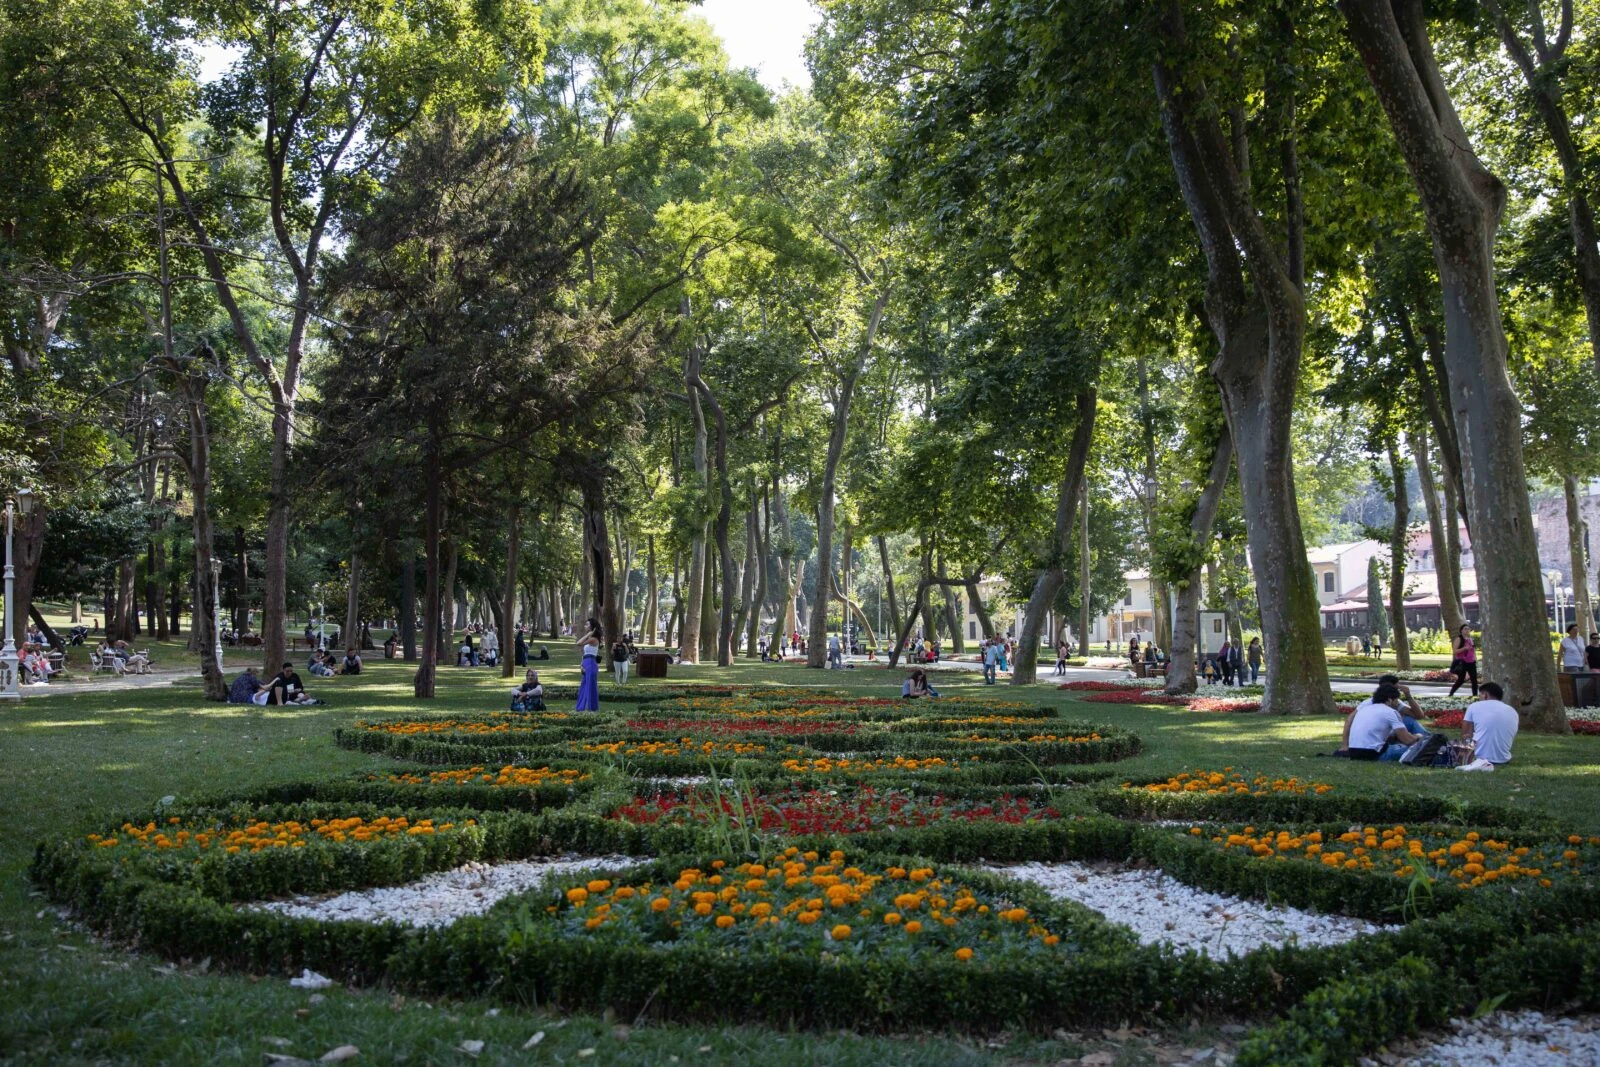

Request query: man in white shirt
[
  {"left": 827, "top": 633, "right": 843, "bottom": 669},
  {"left": 1459, "top": 682, "right": 1519, "bottom": 771},
  {"left": 1560, "top": 624, "right": 1586, "bottom": 673},
  {"left": 1342, "top": 683, "right": 1424, "bottom": 761}
]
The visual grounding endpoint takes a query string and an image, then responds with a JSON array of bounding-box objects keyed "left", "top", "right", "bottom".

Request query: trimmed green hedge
[{"left": 1095, "top": 784, "right": 1552, "bottom": 831}]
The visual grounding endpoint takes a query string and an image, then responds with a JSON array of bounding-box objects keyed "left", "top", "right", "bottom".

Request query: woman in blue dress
[{"left": 575, "top": 617, "right": 602, "bottom": 712}]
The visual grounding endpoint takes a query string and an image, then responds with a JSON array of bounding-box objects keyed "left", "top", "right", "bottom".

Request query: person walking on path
[
  {"left": 1218, "top": 637, "right": 1235, "bottom": 686},
  {"left": 576, "top": 618, "right": 602, "bottom": 712},
  {"left": 1246, "top": 637, "right": 1262, "bottom": 684},
  {"left": 982, "top": 638, "right": 1000, "bottom": 685},
  {"left": 1448, "top": 624, "right": 1479, "bottom": 697}
]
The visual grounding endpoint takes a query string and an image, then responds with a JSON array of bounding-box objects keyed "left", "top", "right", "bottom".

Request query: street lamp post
[
  {"left": 0, "top": 489, "right": 34, "bottom": 701},
  {"left": 1547, "top": 570, "right": 1564, "bottom": 636},
  {"left": 210, "top": 557, "right": 224, "bottom": 677}
]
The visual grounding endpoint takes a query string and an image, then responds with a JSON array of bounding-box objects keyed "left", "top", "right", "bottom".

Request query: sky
[
  {"left": 696, "top": 0, "right": 819, "bottom": 90},
  {"left": 198, "top": 2, "right": 820, "bottom": 89}
]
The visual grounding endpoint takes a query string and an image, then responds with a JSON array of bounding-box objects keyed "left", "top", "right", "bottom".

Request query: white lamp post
[
  {"left": 210, "top": 557, "right": 224, "bottom": 676},
  {"left": 1547, "top": 570, "right": 1564, "bottom": 636},
  {"left": 0, "top": 489, "right": 34, "bottom": 700}
]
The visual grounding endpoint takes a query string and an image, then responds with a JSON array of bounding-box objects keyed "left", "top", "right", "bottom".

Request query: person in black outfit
[
  {"left": 515, "top": 627, "right": 528, "bottom": 667},
  {"left": 266, "top": 662, "right": 312, "bottom": 705}
]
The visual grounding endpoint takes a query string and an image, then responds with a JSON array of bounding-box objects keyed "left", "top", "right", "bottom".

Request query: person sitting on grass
[
  {"left": 340, "top": 648, "right": 362, "bottom": 675},
  {"left": 901, "top": 668, "right": 940, "bottom": 699},
  {"left": 258, "top": 661, "right": 317, "bottom": 705},
  {"left": 511, "top": 669, "right": 545, "bottom": 712},
  {"left": 384, "top": 632, "right": 399, "bottom": 659},
  {"left": 1341, "top": 682, "right": 1424, "bottom": 761},
  {"left": 308, "top": 649, "right": 335, "bottom": 677},
  {"left": 1457, "top": 681, "right": 1518, "bottom": 773},
  {"left": 227, "top": 666, "right": 259, "bottom": 704}
]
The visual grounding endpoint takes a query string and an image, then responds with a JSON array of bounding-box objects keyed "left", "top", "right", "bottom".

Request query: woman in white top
[
  {"left": 575, "top": 618, "right": 602, "bottom": 712},
  {"left": 1560, "top": 623, "right": 1586, "bottom": 673}
]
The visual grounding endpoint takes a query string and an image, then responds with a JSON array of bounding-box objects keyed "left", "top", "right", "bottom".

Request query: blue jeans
[
  {"left": 1249, "top": 665, "right": 1259, "bottom": 683},
  {"left": 1378, "top": 720, "right": 1428, "bottom": 761},
  {"left": 983, "top": 663, "right": 996, "bottom": 684}
]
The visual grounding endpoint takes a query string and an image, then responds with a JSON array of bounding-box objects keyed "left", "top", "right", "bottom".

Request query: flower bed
[
  {"left": 1187, "top": 697, "right": 1263, "bottom": 713},
  {"left": 534, "top": 850, "right": 1085, "bottom": 959},
  {"left": 608, "top": 788, "right": 1066, "bottom": 835},
  {"left": 1056, "top": 679, "right": 1163, "bottom": 692},
  {"left": 778, "top": 756, "right": 974, "bottom": 775},
  {"left": 623, "top": 717, "right": 859, "bottom": 737},
  {"left": 1202, "top": 824, "right": 1600, "bottom": 889},
  {"left": 377, "top": 766, "right": 590, "bottom": 789},
  {"left": 1080, "top": 690, "right": 1188, "bottom": 705},
  {"left": 1130, "top": 770, "right": 1334, "bottom": 797}
]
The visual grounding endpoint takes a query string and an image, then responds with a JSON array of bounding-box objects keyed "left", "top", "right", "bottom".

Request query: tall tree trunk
[
  {"left": 699, "top": 545, "right": 718, "bottom": 659},
  {"left": 109, "top": 560, "right": 135, "bottom": 642},
  {"left": 876, "top": 535, "right": 903, "bottom": 646},
  {"left": 963, "top": 576, "right": 996, "bottom": 642},
  {"left": 665, "top": 554, "right": 681, "bottom": 649},
  {"left": 1079, "top": 480, "right": 1092, "bottom": 655},
  {"left": 1565, "top": 472, "right": 1594, "bottom": 637},
  {"left": 168, "top": 570, "right": 181, "bottom": 636},
  {"left": 580, "top": 466, "right": 624, "bottom": 663},
  {"left": 889, "top": 565, "right": 934, "bottom": 668},
  {"left": 343, "top": 549, "right": 361, "bottom": 653},
  {"left": 262, "top": 428, "right": 291, "bottom": 675},
  {"left": 1155, "top": 17, "right": 1336, "bottom": 715},
  {"left": 415, "top": 438, "right": 442, "bottom": 697},
  {"left": 549, "top": 578, "right": 563, "bottom": 640},
  {"left": 938, "top": 571, "right": 965, "bottom": 653},
  {"left": 170, "top": 348, "right": 226, "bottom": 700},
  {"left": 400, "top": 549, "right": 417, "bottom": 659},
  {"left": 1166, "top": 428, "right": 1234, "bottom": 694},
  {"left": 809, "top": 294, "right": 886, "bottom": 667},
  {"left": 745, "top": 502, "right": 768, "bottom": 656},
  {"left": 231, "top": 526, "right": 248, "bottom": 632},
  {"left": 1413, "top": 424, "right": 1465, "bottom": 636},
  {"left": 1388, "top": 439, "right": 1412, "bottom": 669},
  {"left": 643, "top": 535, "right": 659, "bottom": 645},
  {"left": 501, "top": 504, "right": 521, "bottom": 679},
  {"left": 1014, "top": 388, "right": 1098, "bottom": 684},
  {"left": 736, "top": 504, "right": 758, "bottom": 656},
  {"left": 1341, "top": 0, "right": 1566, "bottom": 730},
  {"left": 691, "top": 376, "right": 737, "bottom": 666},
  {"left": 440, "top": 537, "right": 460, "bottom": 654},
  {"left": 1138, "top": 351, "right": 1172, "bottom": 652}
]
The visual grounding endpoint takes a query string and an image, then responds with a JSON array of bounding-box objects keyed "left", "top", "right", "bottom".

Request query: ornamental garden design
[{"left": 30, "top": 683, "right": 1600, "bottom": 1064}]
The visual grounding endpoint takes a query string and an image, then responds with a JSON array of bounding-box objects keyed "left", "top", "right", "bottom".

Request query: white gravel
[
  {"left": 991, "top": 861, "right": 1393, "bottom": 958},
  {"left": 251, "top": 856, "right": 641, "bottom": 928},
  {"left": 1397, "top": 1011, "right": 1600, "bottom": 1067}
]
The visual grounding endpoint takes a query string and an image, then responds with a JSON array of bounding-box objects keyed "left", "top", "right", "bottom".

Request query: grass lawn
[{"left": 6, "top": 648, "right": 1600, "bottom": 1064}]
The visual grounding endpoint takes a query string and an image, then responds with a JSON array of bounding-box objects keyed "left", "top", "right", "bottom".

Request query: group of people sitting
[
  {"left": 900, "top": 668, "right": 939, "bottom": 699},
  {"left": 457, "top": 627, "right": 500, "bottom": 668},
  {"left": 226, "top": 663, "right": 321, "bottom": 706},
  {"left": 19, "top": 643, "right": 60, "bottom": 683},
  {"left": 93, "top": 639, "right": 150, "bottom": 676},
  {"left": 308, "top": 648, "right": 362, "bottom": 677},
  {"left": 1338, "top": 674, "right": 1515, "bottom": 772}
]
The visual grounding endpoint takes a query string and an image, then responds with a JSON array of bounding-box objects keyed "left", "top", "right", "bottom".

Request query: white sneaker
[{"left": 1456, "top": 758, "right": 1494, "bottom": 772}]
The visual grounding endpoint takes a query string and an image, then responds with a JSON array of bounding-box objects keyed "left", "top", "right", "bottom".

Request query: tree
[
  {"left": 1340, "top": 0, "right": 1566, "bottom": 730},
  {"left": 320, "top": 117, "right": 636, "bottom": 697},
  {"left": 97, "top": 0, "right": 543, "bottom": 676}
]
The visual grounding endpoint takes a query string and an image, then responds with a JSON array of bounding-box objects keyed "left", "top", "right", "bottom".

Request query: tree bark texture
[
  {"left": 1154, "top": 14, "right": 1336, "bottom": 715},
  {"left": 1166, "top": 428, "right": 1235, "bottom": 695},
  {"left": 1413, "top": 424, "right": 1465, "bottom": 637},
  {"left": 502, "top": 504, "right": 521, "bottom": 679},
  {"left": 1565, "top": 473, "right": 1594, "bottom": 636},
  {"left": 1341, "top": 0, "right": 1566, "bottom": 730},
  {"left": 1013, "top": 388, "right": 1097, "bottom": 685},
  {"left": 1388, "top": 439, "right": 1412, "bottom": 669}
]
